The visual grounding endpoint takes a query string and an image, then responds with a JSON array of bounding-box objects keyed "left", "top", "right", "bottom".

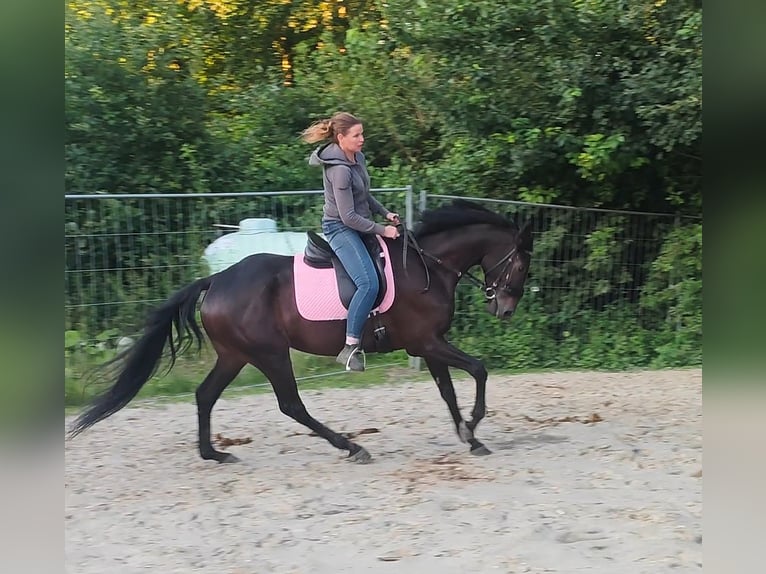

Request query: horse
[{"left": 68, "top": 199, "right": 534, "bottom": 463}]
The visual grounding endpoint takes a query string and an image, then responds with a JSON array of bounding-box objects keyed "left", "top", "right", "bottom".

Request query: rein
[
  {"left": 398, "top": 224, "right": 517, "bottom": 300},
  {"left": 399, "top": 225, "right": 434, "bottom": 293}
]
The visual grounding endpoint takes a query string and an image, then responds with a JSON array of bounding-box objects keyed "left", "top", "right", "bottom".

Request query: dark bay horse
[{"left": 69, "top": 200, "right": 534, "bottom": 463}]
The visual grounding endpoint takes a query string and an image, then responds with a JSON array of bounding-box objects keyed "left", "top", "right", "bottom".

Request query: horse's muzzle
[
  {"left": 488, "top": 298, "right": 516, "bottom": 320},
  {"left": 493, "top": 303, "right": 516, "bottom": 319},
  {"left": 497, "top": 308, "right": 515, "bottom": 320}
]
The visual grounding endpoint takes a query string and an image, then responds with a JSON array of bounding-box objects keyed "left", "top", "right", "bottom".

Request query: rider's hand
[
  {"left": 386, "top": 212, "right": 400, "bottom": 224},
  {"left": 383, "top": 225, "right": 400, "bottom": 239}
]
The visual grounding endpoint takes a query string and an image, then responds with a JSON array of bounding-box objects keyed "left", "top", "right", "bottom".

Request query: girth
[{"left": 303, "top": 230, "right": 387, "bottom": 310}]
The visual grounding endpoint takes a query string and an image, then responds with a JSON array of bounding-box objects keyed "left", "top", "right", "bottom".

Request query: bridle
[
  {"left": 480, "top": 246, "right": 521, "bottom": 301},
  {"left": 400, "top": 225, "right": 525, "bottom": 300}
]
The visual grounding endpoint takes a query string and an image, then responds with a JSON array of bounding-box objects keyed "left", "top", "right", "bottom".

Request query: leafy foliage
[{"left": 65, "top": 0, "right": 702, "bottom": 377}]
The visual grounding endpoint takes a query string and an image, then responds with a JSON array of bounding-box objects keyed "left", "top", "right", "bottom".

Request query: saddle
[{"left": 303, "top": 230, "right": 388, "bottom": 309}]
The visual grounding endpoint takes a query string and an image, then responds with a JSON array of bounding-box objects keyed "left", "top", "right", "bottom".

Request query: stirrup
[{"left": 337, "top": 344, "right": 365, "bottom": 372}]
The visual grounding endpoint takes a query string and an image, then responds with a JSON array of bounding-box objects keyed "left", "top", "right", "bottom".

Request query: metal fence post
[
  {"left": 407, "top": 187, "right": 426, "bottom": 372},
  {"left": 673, "top": 214, "right": 682, "bottom": 333},
  {"left": 404, "top": 185, "right": 413, "bottom": 230}
]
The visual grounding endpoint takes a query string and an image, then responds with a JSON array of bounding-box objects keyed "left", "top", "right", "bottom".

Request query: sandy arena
[{"left": 65, "top": 368, "right": 702, "bottom": 573}]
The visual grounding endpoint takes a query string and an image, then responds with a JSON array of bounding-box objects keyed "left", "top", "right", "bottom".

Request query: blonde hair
[{"left": 301, "top": 112, "right": 362, "bottom": 144}]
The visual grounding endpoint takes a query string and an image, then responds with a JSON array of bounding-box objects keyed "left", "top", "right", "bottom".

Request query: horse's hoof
[
  {"left": 219, "top": 453, "right": 241, "bottom": 463},
  {"left": 347, "top": 447, "right": 372, "bottom": 464},
  {"left": 470, "top": 444, "right": 492, "bottom": 456},
  {"left": 458, "top": 421, "right": 474, "bottom": 444}
]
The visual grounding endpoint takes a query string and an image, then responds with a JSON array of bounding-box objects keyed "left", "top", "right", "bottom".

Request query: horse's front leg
[
  {"left": 422, "top": 340, "right": 491, "bottom": 456},
  {"left": 424, "top": 357, "right": 466, "bottom": 438}
]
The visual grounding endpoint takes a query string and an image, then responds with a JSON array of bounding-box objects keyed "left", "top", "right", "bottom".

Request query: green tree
[{"left": 378, "top": 0, "right": 701, "bottom": 213}]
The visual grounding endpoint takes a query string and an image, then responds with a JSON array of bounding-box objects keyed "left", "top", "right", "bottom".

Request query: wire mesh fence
[
  {"left": 64, "top": 189, "right": 411, "bottom": 404},
  {"left": 65, "top": 189, "right": 410, "bottom": 340},
  {"left": 421, "top": 194, "right": 701, "bottom": 370},
  {"left": 65, "top": 189, "right": 701, "bottom": 404}
]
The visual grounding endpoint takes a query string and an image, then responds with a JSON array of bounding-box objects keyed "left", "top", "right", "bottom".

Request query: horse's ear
[{"left": 518, "top": 221, "right": 534, "bottom": 251}]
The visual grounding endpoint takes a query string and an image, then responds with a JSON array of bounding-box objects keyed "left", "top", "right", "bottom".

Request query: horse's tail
[{"left": 68, "top": 276, "right": 213, "bottom": 438}]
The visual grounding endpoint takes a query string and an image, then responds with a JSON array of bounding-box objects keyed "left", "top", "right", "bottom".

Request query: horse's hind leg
[
  {"left": 251, "top": 348, "right": 372, "bottom": 463},
  {"left": 196, "top": 355, "right": 245, "bottom": 463}
]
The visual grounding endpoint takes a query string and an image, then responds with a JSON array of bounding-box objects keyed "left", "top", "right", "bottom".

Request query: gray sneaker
[{"left": 336, "top": 344, "right": 365, "bottom": 372}]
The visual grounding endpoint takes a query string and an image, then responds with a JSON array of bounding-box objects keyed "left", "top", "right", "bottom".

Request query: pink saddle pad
[{"left": 293, "top": 236, "right": 395, "bottom": 321}]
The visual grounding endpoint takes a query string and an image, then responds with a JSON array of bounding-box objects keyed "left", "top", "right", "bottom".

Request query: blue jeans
[{"left": 322, "top": 220, "right": 379, "bottom": 340}]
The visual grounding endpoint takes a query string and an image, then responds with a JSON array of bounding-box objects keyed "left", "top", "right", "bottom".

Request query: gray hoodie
[{"left": 309, "top": 143, "right": 388, "bottom": 235}]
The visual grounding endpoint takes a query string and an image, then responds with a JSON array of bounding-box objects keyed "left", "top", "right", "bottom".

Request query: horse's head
[
  {"left": 482, "top": 221, "right": 534, "bottom": 320},
  {"left": 413, "top": 200, "right": 535, "bottom": 320}
]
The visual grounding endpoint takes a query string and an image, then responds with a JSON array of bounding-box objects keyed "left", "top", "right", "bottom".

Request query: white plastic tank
[{"left": 202, "top": 218, "right": 314, "bottom": 273}]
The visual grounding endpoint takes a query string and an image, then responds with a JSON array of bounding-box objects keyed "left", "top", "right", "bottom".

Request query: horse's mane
[{"left": 414, "top": 199, "right": 517, "bottom": 239}]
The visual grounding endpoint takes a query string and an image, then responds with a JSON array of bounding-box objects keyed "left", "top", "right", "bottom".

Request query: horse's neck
[{"left": 422, "top": 226, "right": 496, "bottom": 273}]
